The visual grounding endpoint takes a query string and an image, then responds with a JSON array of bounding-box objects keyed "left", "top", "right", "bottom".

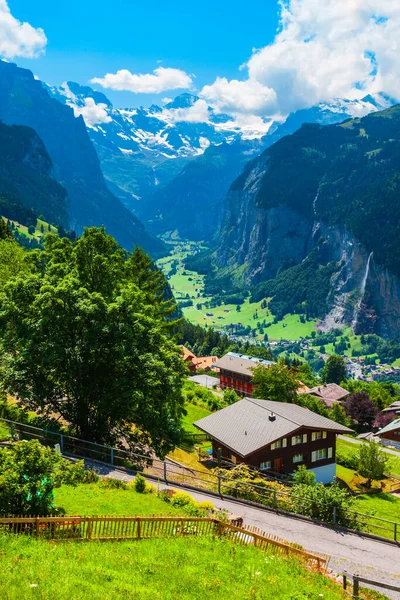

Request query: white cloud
[
  {"left": 200, "top": 0, "right": 400, "bottom": 119},
  {"left": 0, "top": 0, "right": 47, "bottom": 59},
  {"left": 201, "top": 77, "right": 277, "bottom": 115},
  {"left": 161, "top": 99, "right": 210, "bottom": 123},
  {"left": 162, "top": 97, "right": 172, "bottom": 104},
  {"left": 91, "top": 66, "right": 193, "bottom": 94},
  {"left": 71, "top": 98, "right": 112, "bottom": 129}
]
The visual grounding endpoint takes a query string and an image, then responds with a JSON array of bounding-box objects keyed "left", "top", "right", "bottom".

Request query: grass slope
[
  {"left": 0, "top": 535, "right": 347, "bottom": 600},
  {"left": 337, "top": 438, "right": 400, "bottom": 478},
  {"left": 54, "top": 484, "right": 183, "bottom": 517}
]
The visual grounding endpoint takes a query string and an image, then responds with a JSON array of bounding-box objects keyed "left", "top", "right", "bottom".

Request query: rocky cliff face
[
  {"left": 217, "top": 106, "right": 400, "bottom": 338},
  {"left": 0, "top": 61, "right": 163, "bottom": 255}
]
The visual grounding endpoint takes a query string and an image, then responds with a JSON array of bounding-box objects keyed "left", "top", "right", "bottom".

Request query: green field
[
  {"left": 54, "top": 484, "right": 183, "bottom": 517},
  {"left": 337, "top": 438, "right": 400, "bottom": 478},
  {"left": 2, "top": 216, "right": 58, "bottom": 243},
  {"left": 182, "top": 404, "right": 212, "bottom": 435},
  {"left": 0, "top": 534, "right": 348, "bottom": 600}
]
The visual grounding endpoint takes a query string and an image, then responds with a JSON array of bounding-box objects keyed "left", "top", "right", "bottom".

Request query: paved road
[
  {"left": 339, "top": 435, "right": 400, "bottom": 458},
  {"left": 90, "top": 461, "right": 400, "bottom": 599}
]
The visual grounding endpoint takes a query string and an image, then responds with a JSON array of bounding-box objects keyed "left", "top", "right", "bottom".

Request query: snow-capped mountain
[{"left": 46, "top": 80, "right": 396, "bottom": 222}]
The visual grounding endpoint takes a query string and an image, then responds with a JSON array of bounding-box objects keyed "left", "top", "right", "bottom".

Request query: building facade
[
  {"left": 216, "top": 352, "right": 274, "bottom": 396},
  {"left": 195, "top": 397, "right": 353, "bottom": 484},
  {"left": 378, "top": 418, "right": 400, "bottom": 451}
]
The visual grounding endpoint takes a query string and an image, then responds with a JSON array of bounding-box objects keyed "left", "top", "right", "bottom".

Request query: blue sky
[
  {"left": 11, "top": 0, "right": 280, "bottom": 107},
  {"left": 3, "top": 1, "right": 399, "bottom": 120}
]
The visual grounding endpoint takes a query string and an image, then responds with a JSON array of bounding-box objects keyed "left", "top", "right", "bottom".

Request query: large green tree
[
  {"left": 0, "top": 228, "right": 186, "bottom": 456},
  {"left": 322, "top": 355, "right": 347, "bottom": 384},
  {"left": 356, "top": 442, "right": 388, "bottom": 488},
  {"left": 252, "top": 360, "right": 299, "bottom": 403}
]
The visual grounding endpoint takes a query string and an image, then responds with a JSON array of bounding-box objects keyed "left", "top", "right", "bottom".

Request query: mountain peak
[{"left": 164, "top": 93, "right": 199, "bottom": 109}]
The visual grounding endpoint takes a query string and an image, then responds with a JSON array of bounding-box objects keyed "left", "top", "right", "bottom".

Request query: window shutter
[
  {"left": 312, "top": 432, "right": 316, "bottom": 442},
  {"left": 303, "top": 434, "right": 307, "bottom": 443},
  {"left": 282, "top": 438, "right": 287, "bottom": 448},
  {"left": 292, "top": 436, "right": 296, "bottom": 446},
  {"left": 323, "top": 431, "right": 327, "bottom": 439},
  {"left": 311, "top": 451, "right": 316, "bottom": 463},
  {"left": 328, "top": 447, "right": 333, "bottom": 459}
]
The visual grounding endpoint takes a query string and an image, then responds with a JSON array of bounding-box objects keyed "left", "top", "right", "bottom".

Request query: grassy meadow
[{"left": 0, "top": 535, "right": 349, "bottom": 600}]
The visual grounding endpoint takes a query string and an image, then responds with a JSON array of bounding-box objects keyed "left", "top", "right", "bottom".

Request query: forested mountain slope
[
  {"left": 0, "top": 61, "right": 163, "bottom": 255},
  {"left": 0, "top": 120, "right": 67, "bottom": 226},
  {"left": 216, "top": 105, "right": 400, "bottom": 338}
]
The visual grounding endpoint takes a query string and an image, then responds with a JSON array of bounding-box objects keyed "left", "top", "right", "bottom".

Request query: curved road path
[{"left": 89, "top": 461, "right": 400, "bottom": 599}]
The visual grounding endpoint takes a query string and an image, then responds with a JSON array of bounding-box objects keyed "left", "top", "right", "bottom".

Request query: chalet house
[
  {"left": 194, "top": 398, "right": 353, "bottom": 483},
  {"left": 382, "top": 401, "right": 400, "bottom": 417},
  {"left": 305, "top": 383, "right": 349, "bottom": 408},
  {"left": 215, "top": 352, "right": 274, "bottom": 396},
  {"left": 179, "top": 345, "right": 218, "bottom": 373},
  {"left": 377, "top": 418, "right": 400, "bottom": 451}
]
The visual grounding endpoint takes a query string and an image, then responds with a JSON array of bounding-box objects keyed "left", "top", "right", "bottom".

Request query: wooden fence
[{"left": 0, "top": 515, "right": 327, "bottom": 572}]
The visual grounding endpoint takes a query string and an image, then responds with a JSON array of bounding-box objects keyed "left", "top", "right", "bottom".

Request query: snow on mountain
[{"left": 45, "top": 81, "right": 396, "bottom": 217}]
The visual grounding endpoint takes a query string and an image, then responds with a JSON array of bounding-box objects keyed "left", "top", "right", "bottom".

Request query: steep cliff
[
  {"left": 217, "top": 105, "right": 400, "bottom": 338},
  {"left": 0, "top": 61, "right": 164, "bottom": 255},
  {"left": 0, "top": 120, "right": 67, "bottom": 225}
]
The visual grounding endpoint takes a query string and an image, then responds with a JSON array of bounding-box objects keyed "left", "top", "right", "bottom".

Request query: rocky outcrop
[{"left": 216, "top": 106, "right": 400, "bottom": 338}]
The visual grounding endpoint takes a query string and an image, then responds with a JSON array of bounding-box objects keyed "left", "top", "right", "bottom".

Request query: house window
[
  {"left": 292, "top": 435, "right": 303, "bottom": 446},
  {"left": 260, "top": 461, "right": 271, "bottom": 470},
  {"left": 271, "top": 440, "right": 282, "bottom": 450},
  {"left": 312, "top": 431, "right": 321, "bottom": 441},
  {"left": 231, "top": 455, "right": 237, "bottom": 464},
  {"left": 311, "top": 448, "right": 333, "bottom": 462},
  {"left": 293, "top": 454, "right": 303, "bottom": 464},
  {"left": 282, "top": 438, "right": 287, "bottom": 448}
]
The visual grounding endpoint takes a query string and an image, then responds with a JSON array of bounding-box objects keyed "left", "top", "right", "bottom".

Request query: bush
[
  {"left": 133, "top": 474, "right": 146, "bottom": 493},
  {"left": 336, "top": 449, "right": 358, "bottom": 470},
  {"left": 99, "top": 477, "right": 128, "bottom": 490},
  {"left": 170, "top": 491, "right": 196, "bottom": 509},
  {"left": 0, "top": 440, "right": 58, "bottom": 515}
]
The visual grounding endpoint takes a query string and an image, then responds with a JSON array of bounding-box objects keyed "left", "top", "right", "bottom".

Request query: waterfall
[
  {"left": 352, "top": 252, "right": 373, "bottom": 333},
  {"left": 312, "top": 192, "right": 321, "bottom": 238}
]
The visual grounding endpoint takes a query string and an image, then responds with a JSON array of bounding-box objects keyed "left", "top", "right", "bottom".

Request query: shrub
[
  {"left": 0, "top": 440, "right": 58, "bottom": 515},
  {"left": 133, "top": 474, "right": 146, "bottom": 493},
  {"left": 197, "top": 500, "right": 215, "bottom": 512},
  {"left": 99, "top": 477, "right": 128, "bottom": 490},
  {"left": 170, "top": 491, "right": 196, "bottom": 509},
  {"left": 292, "top": 465, "right": 316, "bottom": 486},
  {"left": 336, "top": 449, "right": 358, "bottom": 470}
]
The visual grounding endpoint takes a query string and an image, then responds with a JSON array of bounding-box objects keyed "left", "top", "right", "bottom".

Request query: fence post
[
  {"left": 137, "top": 517, "right": 141, "bottom": 540},
  {"left": 164, "top": 461, "right": 167, "bottom": 482},
  {"left": 273, "top": 490, "right": 277, "bottom": 509},
  {"left": 342, "top": 572, "right": 347, "bottom": 591},
  {"left": 333, "top": 506, "right": 337, "bottom": 525},
  {"left": 59, "top": 434, "right": 64, "bottom": 453},
  {"left": 353, "top": 575, "right": 359, "bottom": 599},
  {"left": 217, "top": 448, "right": 222, "bottom": 468},
  {"left": 110, "top": 447, "right": 114, "bottom": 465},
  {"left": 394, "top": 522, "right": 397, "bottom": 543},
  {"left": 218, "top": 475, "right": 221, "bottom": 496}
]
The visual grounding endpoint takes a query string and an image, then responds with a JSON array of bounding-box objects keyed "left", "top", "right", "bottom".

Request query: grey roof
[
  {"left": 214, "top": 352, "right": 274, "bottom": 377},
  {"left": 377, "top": 418, "right": 400, "bottom": 436},
  {"left": 194, "top": 398, "right": 353, "bottom": 457},
  {"left": 188, "top": 375, "right": 219, "bottom": 388}
]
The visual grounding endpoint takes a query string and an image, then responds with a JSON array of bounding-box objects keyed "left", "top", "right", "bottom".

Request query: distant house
[
  {"left": 179, "top": 345, "right": 197, "bottom": 372},
  {"left": 195, "top": 355, "right": 219, "bottom": 372},
  {"left": 377, "top": 418, "right": 400, "bottom": 451},
  {"left": 194, "top": 398, "right": 353, "bottom": 483},
  {"left": 215, "top": 352, "right": 275, "bottom": 397},
  {"left": 305, "top": 383, "right": 349, "bottom": 408},
  {"left": 382, "top": 400, "right": 400, "bottom": 417},
  {"left": 179, "top": 345, "right": 219, "bottom": 373}
]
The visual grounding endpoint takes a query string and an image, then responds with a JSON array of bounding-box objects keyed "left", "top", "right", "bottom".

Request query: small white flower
[
  {"left": 29, "top": 584, "right": 38, "bottom": 588},
  {"left": 255, "top": 571, "right": 261, "bottom": 575}
]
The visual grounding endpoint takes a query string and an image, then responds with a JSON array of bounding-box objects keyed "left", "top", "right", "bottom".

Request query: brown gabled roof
[
  {"left": 194, "top": 397, "right": 353, "bottom": 457},
  {"left": 179, "top": 345, "right": 196, "bottom": 362},
  {"left": 194, "top": 356, "right": 219, "bottom": 370},
  {"left": 306, "top": 383, "right": 349, "bottom": 407}
]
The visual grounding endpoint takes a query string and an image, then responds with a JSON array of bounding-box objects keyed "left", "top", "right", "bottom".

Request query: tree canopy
[
  {"left": 344, "top": 392, "right": 377, "bottom": 428},
  {"left": 322, "top": 355, "right": 347, "bottom": 384},
  {"left": 0, "top": 228, "right": 186, "bottom": 457},
  {"left": 252, "top": 361, "right": 299, "bottom": 403}
]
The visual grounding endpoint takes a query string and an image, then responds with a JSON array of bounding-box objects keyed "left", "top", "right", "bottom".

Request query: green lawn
[
  {"left": 182, "top": 404, "right": 212, "bottom": 435},
  {"left": 0, "top": 534, "right": 348, "bottom": 600},
  {"left": 356, "top": 493, "right": 400, "bottom": 527},
  {"left": 54, "top": 484, "right": 183, "bottom": 516},
  {"left": 337, "top": 438, "right": 400, "bottom": 478}
]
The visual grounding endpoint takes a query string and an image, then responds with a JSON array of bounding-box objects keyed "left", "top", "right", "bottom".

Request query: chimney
[{"left": 269, "top": 412, "right": 276, "bottom": 422}]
